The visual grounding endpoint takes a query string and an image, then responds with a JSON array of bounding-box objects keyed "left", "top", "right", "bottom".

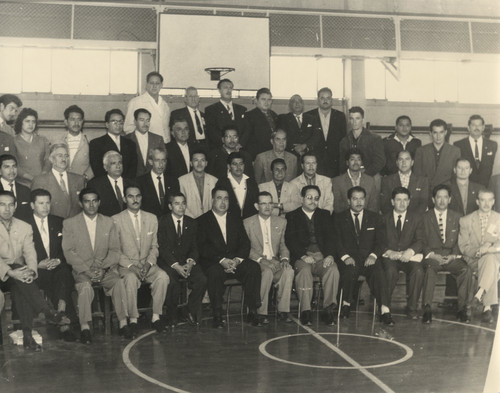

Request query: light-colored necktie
[
  {"left": 59, "top": 173, "right": 68, "bottom": 195},
  {"left": 134, "top": 214, "right": 141, "bottom": 246},
  {"left": 480, "top": 214, "right": 488, "bottom": 241},
  {"left": 296, "top": 115, "right": 302, "bottom": 128},
  {"left": 262, "top": 221, "right": 273, "bottom": 260},
  {"left": 40, "top": 217, "right": 50, "bottom": 257},
  {"left": 226, "top": 104, "right": 234, "bottom": 120}
]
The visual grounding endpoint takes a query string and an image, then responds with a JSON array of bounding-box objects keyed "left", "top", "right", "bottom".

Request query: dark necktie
[
  {"left": 9, "top": 182, "right": 14, "bottom": 196},
  {"left": 226, "top": 104, "right": 234, "bottom": 120},
  {"left": 264, "top": 112, "right": 276, "bottom": 132},
  {"left": 115, "top": 180, "right": 123, "bottom": 210},
  {"left": 396, "top": 215, "right": 402, "bottom": 237},
  {"left": 438, "top": 212, "right": 445, "bottom": 243},
  {"left": 194, "top": 110, "right": 203, "bottom": 135},
  {"left": 157, "top": 176, "right": 165, "bottom": 207},
  {"left": 176, "top": 219, "right": 182, "bottom": 243},
  {"left": 475, "top": 140, "right": 480, "bottom": 168},
  {"left": 354, "top": 213, "right": 361, "bottom": 236}
]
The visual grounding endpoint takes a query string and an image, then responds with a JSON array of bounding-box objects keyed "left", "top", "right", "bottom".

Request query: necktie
[
  {"left": 115, "top": 180, "right": 123, "bottom": 210},
  {"left": 59, "top": 173, "right": 68, "bottom": 195},
  {"left": 475, "top": 140, "right": 480, "bottom": 168},
  {"left": 40, "top": 217, "right": 50, "bottom": 257},
  {"left": 157, "top": 176, "right": 165, "bottom": 208},
  {"left": 134, "top": 214, "right": 140, "bottom": 244},
  {"left": 226, "top": 104, "right": 234, "bottom": 120},
  {"left": 296, "top": 115, "right": 302, "bottom": 128},
  {"left": 396, "top": 215, "right": 402, "bottom": 237},
  {"left": 264, "top": 112, "right": 276, "bottom": 132},
  {"left": 176, "top": 219, "right": 182, "bottom": 243},
  {"left": 438, "top": 213, "right": 445, "bottom": 243},
  {"left": 354, "top": 213, "right": 361, "bottom": 236},
  {"left": 480, "top": 214, "right": 488, "bottom": 241},
  {"left": 9, "top": 182, "right": 14, "bottom": 196},
  {"left": 262, "top": 221, "right": 273, "bottom": 260},
  {"left": 194, "top": 110, "right": 203, "bottom": 135}
]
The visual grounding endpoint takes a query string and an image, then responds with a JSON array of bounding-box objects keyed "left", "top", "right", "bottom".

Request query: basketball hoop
[{"left": 205, "top": 67, "right": 235, "bottom": 81}]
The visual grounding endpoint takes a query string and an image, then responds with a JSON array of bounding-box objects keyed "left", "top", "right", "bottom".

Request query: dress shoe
[
  {"left": 129, "top": 323, "right": 139, "bottom": 338},
  {"left": 406, "top": 309, "right": 418, "bottom": 320},
  {"left": 323, "top": 304, "right": 337, "bottom": 326},
  {"left": 184, "top": 312, "right": 198, "bottom": 326},
  {"left": 258, "top": 315, "right": 270, "bottom": 325},
  {"left": 380, "top": 313, "right": 395, "bottom": 326},
  {"left": 80, "top": 329, "right": 92, "bottom": 344},
  {"left": 212, "top": 316, "right": 224, "bottom": 329},
  {"left": 60, "top": 328, "right": 77, "bottom": 342},
  {"left": 23, "top": 332, "right": 41, "bottom": 351},
  {"left": 471, "top": 296, "right": 483, "bottom": 311},
  {"left": 300, "top": 310, "right": 312, "bottom": 326},
  {"left": 422, "top": 304, "right": 432, "bottom": 324},
  {"left": 247, "top": 312, "right": 263, "bottom": 327},
  {"left": 45, "top": 310, "right": 71, "bottom": 326},
  {"left": 152, "top": 319, "right": 166, "bottom": 333},
  {"left": 119, "top": 325, "right": 133, "bottom": 339},
  {"left": 277, "top": 312, "right": 292, "bottom": 322},
  {"left": 482, "top": 309, "right": 493, "bottom": 324},
  {"left": 340, "top": 305, "right": 350, "bottom": 319},
  {"left": 456, "top": 308, "right": 471, "bottom": 323}
]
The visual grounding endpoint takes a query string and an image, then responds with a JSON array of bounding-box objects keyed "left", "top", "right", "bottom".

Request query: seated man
[
  {"left": 0, "top": 190, "right": 68, "bottom": 351},
  {"left": 62, "top": 188, "right": 129, "bottom": 343},
  {"left": 285, "top": 185, "right": 339, "bottom": 326},
  {"left": 420, "top": 185, "right": 474, "bottom": 323},
  {"left": 0, "top": 154, "right": 32, "bottom": 222},
  {"left": 158, "top": 192, "right": 207, "bottom": 326},
  {"left": 244, "top": 192, "right": 294, "bottom": 323},
  {"left": 113, "top": 184, "right": 169, "bottom": 334},
  {"left": 334, "top": 186, "right": 393, "bottom": 325},
  {"left": 459, "top": 189, "right": 500, "bottom": 324},
  {"left": 197, "top": 186, "right": 262, "bottom": 328},
  {"left": 28, "top": 189, "right": 75, "bottom": 340},
  {"left": 379, "top": 187, "right": 424, "bottom": 319}
]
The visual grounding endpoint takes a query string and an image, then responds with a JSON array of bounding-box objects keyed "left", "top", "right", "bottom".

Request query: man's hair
[
  {"left": 105, "top": 108, "right": 124, "bottom": 123},
  {"left": 190, "top": 148, "right": 207, "bottom": 161},
  {"left": 432, "top": 184, "right": 451, "bottom": 198},
  {"left": 468, "top": 114, "right": 485, "bottom": 126},
  {"left": 14, "top": 108, "right": 38, "bottom": 134},
  {"left": 211, "top": 185, "right": 229, "bottom": 198},
  {"left": 317, "top": 87, "right": 332, "bottom": 97},
  {"left": 227, "top": 151, "right": 244, "bottom": 166},
  {"left": 301, "top": 185, "right": 321, "bottom": 198},
  {"left": 391, "top": 186, "right": 411, "bottom": 200},
  {"left": 49, "top": 143, "right": 69, "bottom": 158},
  {"left": 64, "top": 105, "right": 84, "bottom": 120},
  {"left": 257, "top": 191, "right": 273, "bottom": 203},
  {"left": 349, "top": 106, "right": 364, "bottom": 118},
  {"left": 124, "top": 182, "right": 141, "bottom": 196},
  {"left": 397, "top": 150, "right": 413, "bottom": 160},
  {"left": 454, "top": 157, "right": 472, "bottom": 168},
  {"left": 288, "top": 94, "right": 303, "bottom": 110},
  {"left": 271, "top": 129, "right": 286, "bottom": 140},
  {"left": 146, "top": 71, "right": 163, "bottom": 83},
  {"left": 270, "top": 158, "right": 286, "bottom": 171},
  {"left": 171, "top": 116, "right": 188, "bottom": 128},
  {"left": 0, "top": 154, "right": 17, "bottom": 167},
  {"left": 133, "top": 108, "right": 151, "bottom": 121},
  {"left": 103, "top": 150, "right": 122, "bottom": 168},
  {"left": 168, "top": 191, "right": 186, "bottom": 204},
  {"left": 147, "top": 146, "right": 167, "bottom": 161},
  {"left": 0, "top": 94, "right": 22, "bottom": 108},
  {"left": 301, "top": 152, "right": 317, "bottom": 165},
  {"left": 256, "top": 87, "right": 272, "bottom": 100},
  {"left": 184, "top": 86, "right": 198, "bottom": 96},
  {"left": 30, "top": 188, "right": 51, "bottom": 203},
  {"left": 396, "top": 115, "right": 412, "bottom": 126},
  {"left": 0, "top": 190, "right": 16, "bottom": 203},
  {"left": 222, "top": 124, "right": 239, "bottom": 138},
  {"left": 345, "top": 147, "right": 364, "bottom": 162},
  {"left": 477, "top": 188, "right": 494, "bottom": 199},
  {"left": 78, "top": 187, "right": 100, "bottom": 203},
  {"left": 217, "top": 78, "right": 233, "bottom": 89},
  {"left": 429, "top": 118, "right": 447, "bottom": 132},
  {"left": 347, "top": 186, "right": 366, "bottom": 199}
]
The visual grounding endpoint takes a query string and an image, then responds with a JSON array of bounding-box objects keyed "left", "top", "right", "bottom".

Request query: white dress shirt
[
  {"left": 150, "top": 171, "right": 164, "bottom": 202},
  {"left": 135, "top": 131, "right": 149, "bottom": 165},
  {"left": 318, "top": 109, "right": 331, "bottom": 140},
  {"left": 0, "top": 178, "right": 15, "bottom": 196},
  {"left": 393, "top": 210, "right": 407, "bottom": 230},
  {"left": 258, "top": 216, "right": 274, "bottom": 260},
  {"left": 228, "top": 172, "right": 249, "bottom": 210},
  {"left": 177, "top": 142, "right": 191, "bottom": 172},
  {"left": 187, "top": 107, "right": 206, "bottom": 140},
  {"left": 469, "top": 136, "right": 483, "bottom": 161},
  {"left": 394, "top": 134, "right": 413, "bottom": 150},
  {"left": 66, "top": 132, "right": 82, "bottom": 165},
  {"left": 221, "top": 100, "right": 235, "bottom": 120},
  {"left": 108, "top": 175, "right": 123, "bottom": 200},
  {"left": 83, "top": 213, "right": 98, "bottom": 251},
  {"left": 52, "top": 168, "right": 69, "bottom": 193},
  {"left": 34, "top": 214, "right": 50, "bottom": 256},
  {"left": 107, "top": 133, "right": 121, "bottom": 151},
  {"left": 213, "top": 211, "right": 227, "bottom": 243}
]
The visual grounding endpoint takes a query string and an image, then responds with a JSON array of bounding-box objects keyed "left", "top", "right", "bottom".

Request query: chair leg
[
  {"left": 355, "top": 279, "right": 364, "bottom": 325},
  {"left": 240, "top": 290, "right": 245, "bottom": 317},
  {"left": 337, "top": 288, "right": 343, "bottom": 347},
  {"left": 371, "top": 298, "right": 377, "bottom": 335},
  {"left": 104, "top": 295, "right": 111, "bottom": 335},
  {"left": 226, "top": 286, "right": 232, "bottom": 322}
]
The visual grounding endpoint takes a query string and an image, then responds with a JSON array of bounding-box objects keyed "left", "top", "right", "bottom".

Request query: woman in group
[{"left": 13, "top": 108, "right": 51, "bottom": 187}]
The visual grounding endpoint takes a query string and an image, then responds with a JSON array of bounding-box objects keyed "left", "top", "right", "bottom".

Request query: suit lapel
[
  {"left": 79, "top": 214, "right": 95, "bottom": 255},
  {"left": 253, "top": 216, "right": 264, "bottom": 250},
  {"left": 451, "top": 181, "right": 464, "bottom": 214},
  {"left": 471, "top": 212, "right": 482, "bottom": 244}
]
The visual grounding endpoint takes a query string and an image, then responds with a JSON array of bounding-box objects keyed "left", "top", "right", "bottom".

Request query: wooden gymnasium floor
[{"left": 0, "top": 279, "right": 497, "bottom": 393}]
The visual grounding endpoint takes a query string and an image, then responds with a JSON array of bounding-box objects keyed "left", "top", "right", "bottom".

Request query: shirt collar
[
  {"left": 127, "top": 209, "right": 141, "bottom": 221},
  {"left": 52, "top": 168, "right": 67, "bottom": 178},
  {"left": 394, "top": 134, "right": 413, "bottom": 144},
  {"left": 228, "top": 172, "right": 249, "bottom": 184}
]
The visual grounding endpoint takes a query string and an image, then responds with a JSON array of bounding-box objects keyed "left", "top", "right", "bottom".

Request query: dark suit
[
  {"left": 339, "top": 128, "right": 385, "bottom": 176},
  {"left": 304, "top": 107, "right": 347, "bottom": 178},
  {"left": 0, "top": 181, "right": 31, "bottom": 222},
  {"left": 241, "top": 108, "right": 279, "bottom": 159},
  {"left": 158, "top": 214, "right": 206, "bottom": 321},
  {"left": 419, "top": 209, "right": 473, "bottom": 310},
  {"left": 125, "top": 131, "right": 165, "bottom": 177},
  {"left": 379, "top": 211, "right": 424, "bottom": 312},
  {"left": 333, "top": 209, "right": 389, "bottom": 306},
  {"left": 380, "top": 172, "right": 429, "bottom": 215},
  {"left": 204, "top": 101, "right": 246, "bottom": 149},
  {"left": 206, "top": 147, "right": 254, "bottom": 181},
  {"left": 170, "top": 107, "right": 208, "bottom": 147},
  {"left": 165, "top": 141, "right": 192, "bottom": 179},
  {"left": 414, "top": 143, "right": 461, "bottom": 191},
  {"left": 454, "top": 137, "right": 498, "bottom": 187},
  {"left": 89, "top": 134, "right": 138, "bottom": 179},
  {"left": 136, "top": 172, "right": 179, "bottom": 218},
  {"left": 489, "top": 174, "right": 500, "bottom": 213},
  {"left": 87, "top": 175, "right": 131, "bottom": 217},
  {"left": 197, "top": 210, "right": 261, "bottom": 315},
  {"left": 382, "top": 134, "right": 422, "bottom": 176},
  {"left": 447, "top": 178, "right": 482, "bottom": 216},
  {"left": 278, "top": 112, "right": 320, "bottom": 159},
  {"left": 215, "top": 176, "right": 259, "bottom": 219}
]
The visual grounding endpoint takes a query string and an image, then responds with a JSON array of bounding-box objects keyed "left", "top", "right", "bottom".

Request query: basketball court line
[{"left": 290, "top": 315, "right": 396, "bottom": 393}]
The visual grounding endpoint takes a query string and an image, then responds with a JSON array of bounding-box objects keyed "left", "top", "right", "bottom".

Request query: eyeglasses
[
  {"left": 305, "top": 196, "right": 320, "bottom": 201},
  {"left": 109, "top": 120, "right": 124, "bottom": 125}
]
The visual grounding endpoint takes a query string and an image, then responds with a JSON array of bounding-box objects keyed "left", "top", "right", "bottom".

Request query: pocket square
[
  {"left": 487, "top": 151, "right": 493, "bottom": 156},
  {"left": 307, "top": 124, "right": 312, "bottom": 128},
  {"left": 367, "top": 227, "right": 375, "bottom": 231},
  {"left": 147, "top": 231, "right": 154, "bottom": 235},
  {"left": 416, "top": 188, "right": 421, "bottom": 191},
  {"left": 21, "top": 202, "right": 28, "bottom": 205},
  {"left": 57, "top": 232, "right": 63, "bottom": 237}
]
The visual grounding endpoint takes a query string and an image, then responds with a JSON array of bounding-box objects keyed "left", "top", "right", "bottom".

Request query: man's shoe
[
  {"left": 277, "top": 312, "right": 292, "bottom": 322},
  {"left": 259, "top": 315, "right": 270, "bottom": 325},
  {"left": 80, "top": 329, "right": 92, "bottom": 344},
  {"left": 45, "top": 311, "right": 71, "bottom": 326},
  {"left": 300, "top": 310, "right": 312, "bottom": 326},
  {"left": 129, "top": 323, "right": 139, "bottom": 338},
  {"left": 340, "top": 305, "right": 350, "bottom": 319},
  {"left": 212, "top": 316, "right": 224, "bottom": 329},
  {"left": 152, "top": 319, "right": 166, "bottom": 333},
  {"left": 23, "top": 332, "right": 41, "bottom": 351},
  {"left": 457, "top": 308, "right": 471, "bottom": 323},
  {"left": 247, "top": 312, "right": 263, "bottom": 327},
  {"left": 406, "top": 309, "right": 418, "bottom": 320},
  {"left": 323, "top": 304, "right": 337, "bottom": 326},
  {"left": 119, "top": 325, "right": 133, "bottom": 339},
  {"left": 60, "top": 328, "right": 77, "bottom": 342},
  {"left": 471, "top": 296, "right": 483, "bottom": 311},
  {"left": 422, "top": 304, "right": 432, "bottom": 324},
  {"left": 482, "top": 309, "right": 493, "bottom": 324},
  {"left": 380, "top": 313, "right": 395, "bottom": 326}
]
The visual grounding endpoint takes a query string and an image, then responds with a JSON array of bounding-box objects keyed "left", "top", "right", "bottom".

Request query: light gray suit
[
  {"left": 253, "top": 150, "right": 298, "bottom": 184},
  {"left": 179, "top": 171, "right": 218, "bottom": 219},
  {"left": 59, "top": 133, "right": 94, "bottom": 180},
  {"left": 290, "top": 173, "right": 334, "bottom": 214},
  {"left": 258, "top": 180, "right": 301, "bottom": 216}
]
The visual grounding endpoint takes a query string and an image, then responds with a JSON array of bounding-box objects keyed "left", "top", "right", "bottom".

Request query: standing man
[
  {"left": 447, "top": 158, "right": 483, "bottom": 216},
  {"left": 215, "top": 152, "right": 259, "bottom": 219},
  {"left": 206, "top": 125, "right": 254, "bottom": 180},
  {"left": 241, "top": 88, "right": 279, "bottom": 159},
  {"left": 89, "top": 109, "right": 138, "bottom": 179},
  {"left": 420, "top": 185, "right": 474, "bottom": 323},
  {"left": 305, "top": 87, "right": 347, "bottom": 178},
  {"left": 454, "top": 115, "right": 497, "bottom": 187},
  {"left": 285, "top": 185, "right": 339, "bottom": 326},
  {"left": 258, "top": 158, "right": 301, "bottom": 216},
  {"left": 125, "top": 108, "right": 165, "bottom": 177},
  {"left": 136, "top": 147, "right": 179, "bottom": 218},
  {"left": 157, "top": 192, "right": 206, "bottom": 326},
  {"left": 290, "top": 153, "right": 334, "bottom": 214},
  {"left": 179, "top": 150, "right": 218, "bottom": 219},
  {"left": 197, "top": 187, "right": 262, "bottom": 328},
  {"left": 253, "top": 129, "right": 298, "bottom": 184},
  {"left": 114, "top": 185, "right": 169, "bottom": 334},
  {"left": 380, "top": 150, "right": 429, "bottom": 215},
  {"left": 59, "top": 105, "right": 93, "bottom": 180},
  {"left": 459, "top": 189, "right": 500, "bottom": 324},
  {"left": 0, "top": 94, "right": 22, "bottom": 136},
  {"left": 379, "top": 187, "right": 424, "bottom": 319},
  {"left": 170, "top": 87, "right": 208, "bottom": 148},
  {"left": 334, "top": 186, "right": 393, "bottom": 324},
  {"left": 32, "top": 144, "right": 84, "bottom": 219},
  {"left": 414, "top": 119, "right": 461, "bottom": 193},
  {"left": 204, "top": 79, "right": 246, "bottom": 149},
  {"left": 244, "top": 192, "right": 294, "bottom": 323},
  {"left": 0, "top": 154, "right": 31, "bottom": 222},
  {"left": 166, "top": 117, "right": 193, "bottom": 179},
  {"left": 62, "top": 188, "right": 130, "bottom": 342},
  {"left": 332, "top": 148, "right": 378, "bottom": 214},
  {"left": 124, "top": 71, "right": 171, "bottom": 143},
  {"left": 382, "top": 115, "right": 422, "bottom": 176}
]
